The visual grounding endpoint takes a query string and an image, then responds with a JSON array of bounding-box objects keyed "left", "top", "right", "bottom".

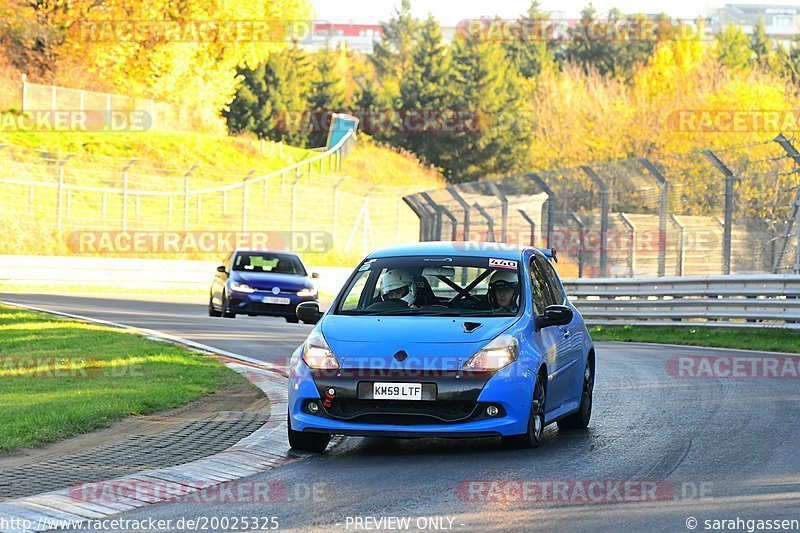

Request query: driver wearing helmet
[
  {"left": 488, "top": 269, "right": 519, "bottom": 313},
  {"left": 380, "top": 269, "right": 418, "bottom": 308}
]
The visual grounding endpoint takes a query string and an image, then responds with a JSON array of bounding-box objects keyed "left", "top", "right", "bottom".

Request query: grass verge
[
  {"left": 589, "top": 325, "right": 800, "bottom": 354},
  {"left": 0, "top": 304, "right": 243, "bottom": 451}
]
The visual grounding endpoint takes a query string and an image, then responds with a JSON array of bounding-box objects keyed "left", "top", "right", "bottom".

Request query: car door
[
  {"left": 536, "top": 255, "right": 584, "bottom": 404},
  {"left": 530, "top": 256, "right": 573, "bottom": 411}
]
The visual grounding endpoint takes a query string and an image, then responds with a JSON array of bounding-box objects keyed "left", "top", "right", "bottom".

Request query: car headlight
[
  {"left": 302, "top": 329, "right": 340, "bottom": 370},
  {"left": 230, "top": 281, "right": 256, "bottom": 293},
  {"left": 463, "top": 335, "right": 518, "bottom": 372},
  {"left": 297, "top": 287, "right": 318, "bottom": 297}
]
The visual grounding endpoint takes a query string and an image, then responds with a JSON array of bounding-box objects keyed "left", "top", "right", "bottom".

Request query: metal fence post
[
  {"left": 638, "top": 158, "right": 669, "bottom": 277},
  {"left": 21, "top": 73, "right": 27, "bottom": 111},
  {"left": 619, "top": 212, "right": 636, "bottom": 277},
  {"left": 291, "top": 174, "right": 302, "bottom": 234},
  {"left": 486, "top": 182, "right": 508, "bottom": 242},
  {"left": 473, "top": 202, "right": 495, "bottom": 242},
  {"left": 525, "top": 173, "right": 555, "bottom": 248},
  {"left": 581, "top": 166, "right": 610, "bottom": 277},
  {"left": 670, "top": 214, "right": 686, "bottom": 276},
  {"left": 795, "top": 190, "right": 800, "bottom": 274},
  {"left": 56, "top": 155, "right": 73, "bottom": 231},
  {"left": 518, "top": 209, "right": 537, "bottom": 245},
  {"left": 332, "top": 178, "right": 345, "bottom": 246},
  {"left": 420, "top": 192, "right": 443, "bottom": 240},
  {"left": 446, "top": 186, "right": 471, "bottom": 241},
  {"left": 569, "top": 212, "right": 586, "bottom": 278},
  {"left": 183, "top": 164, "right": 198, "bottom": 233},
  {"left": 702, "top": 150, "right": 735, "bottom": 275},
  {"left": 122, "top": 159, "right": 136, "bottom": 232},
  {"left": 403, "top": 194, "right": 435, "bottom": 241},
  {"left": 241, "top": 170, "right": 256, "bottom": 232},
  {"left": 772, "top": 134, "right": 800, "bottom": 274}
]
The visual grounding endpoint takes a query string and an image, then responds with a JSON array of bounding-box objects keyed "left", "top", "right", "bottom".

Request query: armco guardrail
[{"left": 564, "top": 274, "right": 800, "bottom": 329}]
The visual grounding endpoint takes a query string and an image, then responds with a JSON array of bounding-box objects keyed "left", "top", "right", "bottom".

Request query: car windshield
[
  {"left": 335, "top": 256, "right": 522, "bottom": 317},
  {"left": 232, "top": 252, "right": 306, "bottom": 275}
]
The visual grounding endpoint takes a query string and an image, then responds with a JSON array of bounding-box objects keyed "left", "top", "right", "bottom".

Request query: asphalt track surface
[{"left": 2, "top": 293, "right": 800, "bottom": 533}]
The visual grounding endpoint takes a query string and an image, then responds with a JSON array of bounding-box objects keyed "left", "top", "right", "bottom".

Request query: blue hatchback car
[
  {"left": 287, "top": 242, "right": 595, "bottom": 452},
  {"left": 209, "top": 249, "right": 319, "bottom": 323}
]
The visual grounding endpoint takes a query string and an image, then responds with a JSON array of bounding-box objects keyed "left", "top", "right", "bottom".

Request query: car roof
[
  {"left": 233, "top": 249, "right": 300, "bottom": 256},
  {"left": 367, "top": 241, "right": 539, "bottom": 260}
]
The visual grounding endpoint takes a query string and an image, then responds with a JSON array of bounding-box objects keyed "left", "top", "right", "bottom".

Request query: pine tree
[
  {"left": 751, "top": 16, "right": 771, "bottom": 69},
  {"left": 716, "top": 24, "right": 752, "bottom": 69},
  {"left": 371, "top": 0, "right": 421, "bottom": 79},
  {"left": 308, "top": 48, "right": 349, "bottom": 147},
  {"left": 503, "top": 1, "right": 553, "bottom": 79},
  {"left": 395, "top": 15, "right": 451, "bottom": 163},
  {"left": 443, "top": 35, "right": 532, "bottom": 181},
  {"left": 223, "top": 44, "right": 312, "bottom": 145}
]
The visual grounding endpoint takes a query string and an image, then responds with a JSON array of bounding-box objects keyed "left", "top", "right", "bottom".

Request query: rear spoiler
[{"left": 537, "top": 247, "right": 558, "bottom": 263}]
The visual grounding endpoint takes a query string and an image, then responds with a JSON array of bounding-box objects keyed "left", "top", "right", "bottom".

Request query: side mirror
[
  {"left": 535, "top": 305, "right": 573, "bottom": 331},
  {"left": 311, "top": 272, "right": 320, "bottom": 279},
  {"left": 216, "top": 265, "right": 227, "bottom": 273},
  {"left": 296, "top": 301, "right": 322, "bottom": 324}
]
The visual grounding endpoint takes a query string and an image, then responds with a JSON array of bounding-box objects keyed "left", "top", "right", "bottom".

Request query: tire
[
  {"left": 208, "top": 294, "right": 222, "bottom": 317},
  {"left": 221, "top": 292, "right": 236, "bottom": 319},
  {"left": 558, "top": 361, "right": 594, "bottom": 431},
  {"left": 287, "top": 412, "right": 330, "bottom": 452},
  {"left": 502, "top": 376, "right": 546, "bottom": 449},
  {"left": 285, "top": 315, "right": 299, "bottom": 324}
]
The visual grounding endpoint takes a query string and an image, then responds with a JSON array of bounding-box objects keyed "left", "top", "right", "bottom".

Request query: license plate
[
  {"left": 373, "top": 382, "right": 423, "bottom": 401},
  {"left": 262, "top": 296, "right": 291, "bottom": 305}
]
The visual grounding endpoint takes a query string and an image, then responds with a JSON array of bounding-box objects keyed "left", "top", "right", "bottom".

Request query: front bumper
[
  {"left": 288, "top": 361, "right": 535, "bottom": 437},
  {"left": 227, "top": 290, "right": 317, "bottom": 317}
]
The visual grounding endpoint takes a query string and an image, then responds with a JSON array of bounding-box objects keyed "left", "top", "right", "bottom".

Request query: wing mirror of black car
[
  {"left": 535, "top": 305, "right": 573, "bottom": 331},
  {"left": 216, "top": 265, "right": 227, "bottom": 273},
  {"left": 311, "top": 272, "right": 320, "bottom": 279},
  {"left": 296, "top": 301, "right": 322, "bottom": 324}
]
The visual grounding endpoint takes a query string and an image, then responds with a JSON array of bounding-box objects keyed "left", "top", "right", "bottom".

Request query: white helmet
[
  {"left": 488, "top": 269, "right": 519, "bottom": 310},
  {"left": 380, "top": 269, "right": 417, "bottom": 306}
]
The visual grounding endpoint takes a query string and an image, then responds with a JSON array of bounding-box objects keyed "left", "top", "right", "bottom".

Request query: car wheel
[
  {"left": 208, "top": 294, "right": 222, "bottom": 317},
  {"left": 502, "top": 376, "right": 546, "bottom": 449},
  {"left": 221, "top": 292, "right": 236, "bottom": 319},
  {"left": 287, "top": 411, "right": 330, "bottom": 452},
  {"left": 558, "top": 362, "right": 594, "bottom": 431},
  {"left": 286, "top": 315, "right": 299, "bottom": 324}
]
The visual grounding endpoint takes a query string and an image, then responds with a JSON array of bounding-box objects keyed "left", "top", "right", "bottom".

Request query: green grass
[
  {"left": 0, "top": 128, "right": 313, "bottom": 179},
  {"left": 0, "top": 304, "right": 242, "bottom": 451},
  {"left": 589, "top": 325, "right": 800, "bottom": 354}
]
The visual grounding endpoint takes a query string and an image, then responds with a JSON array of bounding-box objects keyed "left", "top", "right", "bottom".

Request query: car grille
[
  {"left": 248, "top": 303, "right": 295, "bottom": 313},
  {"left": 324, "top": 399, "right": 480, "bottom": 425}
]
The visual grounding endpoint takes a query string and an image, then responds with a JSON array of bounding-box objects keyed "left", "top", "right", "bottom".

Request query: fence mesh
[
  {"left": 405, "top": 135, "right": 800, "bottom": 278},
  {"left": 0, "top": 133, "right": 422, "bottom": 265}
]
